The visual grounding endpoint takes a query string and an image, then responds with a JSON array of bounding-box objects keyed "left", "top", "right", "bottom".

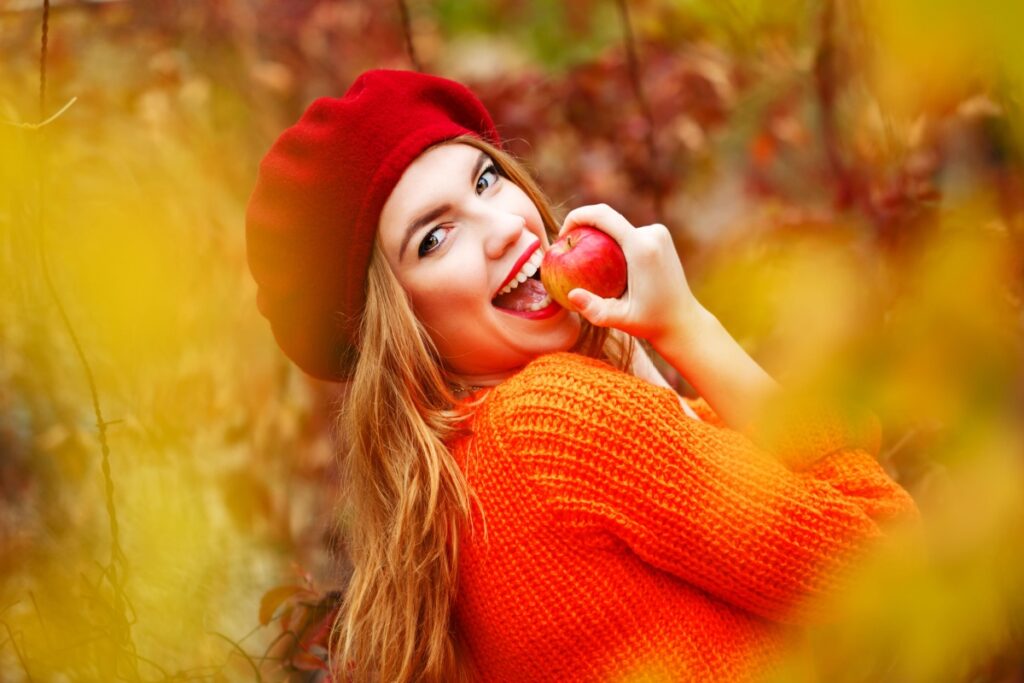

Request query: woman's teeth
[{"left": 497, "top": 250, "right": 543, "bottom": 296}]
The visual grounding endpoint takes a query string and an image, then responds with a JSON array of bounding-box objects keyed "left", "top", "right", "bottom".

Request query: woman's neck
[{"left": 446, "top": 368, "right": 521, "bottom": 392}]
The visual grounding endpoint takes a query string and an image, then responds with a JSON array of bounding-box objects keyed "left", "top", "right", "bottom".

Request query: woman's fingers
[
  {"left": 557, "top": 203, "right": 702, "bottom": 342},
  {"left": 559, "top": 203, "right": 634, "bottom": 242}
]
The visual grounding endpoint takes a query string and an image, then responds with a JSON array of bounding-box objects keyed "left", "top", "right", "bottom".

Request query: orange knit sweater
[{"left": 449, "top": 352, "right": 917, "bottom": 682}]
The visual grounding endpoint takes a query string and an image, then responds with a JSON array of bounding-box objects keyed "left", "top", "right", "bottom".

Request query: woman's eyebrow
[
  {"left": 397, "top": 152, "right": 491, "bottom": 261},
  {"left": 399, "top": 203, "right": 451, "bottom": 261},
  {"left": 468, "top": 151, "right": 489, "bottom": 186}
]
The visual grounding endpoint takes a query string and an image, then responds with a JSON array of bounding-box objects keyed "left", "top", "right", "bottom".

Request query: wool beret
[{"left": 245, "top": 69, "right": 502, "bottom": 381}]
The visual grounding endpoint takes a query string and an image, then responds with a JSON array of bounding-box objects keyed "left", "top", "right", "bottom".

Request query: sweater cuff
[
  {"left": 682, "top": 396, "right": 727, "bottom": 428},
  {"left": 743, "top": 400, "right": 882, "bottom": 469}
]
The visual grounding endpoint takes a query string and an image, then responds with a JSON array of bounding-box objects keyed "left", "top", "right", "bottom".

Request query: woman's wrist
[
  {"left": 648, "top": 301, "right": 718, "bottom": 361},
  {"left": 651, "top": 303, "right": 780, "bottom": 435}
]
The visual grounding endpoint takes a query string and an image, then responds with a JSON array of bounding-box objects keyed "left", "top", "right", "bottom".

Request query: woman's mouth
[{"left": 491, "top": 244, "right": 560, "bottom": 316}]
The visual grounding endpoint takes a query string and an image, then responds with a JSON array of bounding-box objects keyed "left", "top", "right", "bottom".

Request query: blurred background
[{"left": 1, "top": 0, "right": 1022, "bottom": 680}]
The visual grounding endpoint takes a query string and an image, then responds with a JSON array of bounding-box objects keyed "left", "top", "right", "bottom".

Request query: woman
[{"left": 246, "top": 69, "right": 916, "bottom": 683}]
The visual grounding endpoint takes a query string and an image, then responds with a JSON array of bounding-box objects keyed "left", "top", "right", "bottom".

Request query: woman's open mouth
[{"left": 491, "top": 243, "right": 561, "bottom": 318}]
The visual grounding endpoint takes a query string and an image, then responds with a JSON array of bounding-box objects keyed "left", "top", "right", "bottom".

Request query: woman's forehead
[{"left": 397, "top": 142, "right": 481, "bottom": 195}]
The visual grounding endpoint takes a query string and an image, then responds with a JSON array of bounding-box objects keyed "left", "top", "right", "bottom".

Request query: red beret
[{"left": 245, "top": 69, "right": 502, "bottom": 381}]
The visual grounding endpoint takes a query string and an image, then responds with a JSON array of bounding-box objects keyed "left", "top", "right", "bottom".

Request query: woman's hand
[
  {"left": 559, "top": 204, "right": 781, "bottom": 433},
  {"left": 558, "top": 204, "right": 706, "bottom": 347}
]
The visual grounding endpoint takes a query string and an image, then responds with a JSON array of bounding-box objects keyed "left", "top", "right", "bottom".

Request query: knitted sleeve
[{"left": 497, "top": 353, "right": 918, "bottom": 624}]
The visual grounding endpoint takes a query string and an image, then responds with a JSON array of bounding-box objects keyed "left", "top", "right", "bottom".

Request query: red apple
[{"left": 541, "top": 226, "right": 627, "bottom": 309}]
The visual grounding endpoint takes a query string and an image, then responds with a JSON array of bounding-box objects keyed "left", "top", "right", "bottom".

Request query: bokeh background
[{"left": 1, "top": 0, "right": 1022, "bottom": 680}]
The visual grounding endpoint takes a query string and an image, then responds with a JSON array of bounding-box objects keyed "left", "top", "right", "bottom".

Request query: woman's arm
[
  {"left": 497, "top": 353, "right": 917, "bottom": 625},
  {"left": 649, "top": 305, "right": 778, "bottom": 435}
]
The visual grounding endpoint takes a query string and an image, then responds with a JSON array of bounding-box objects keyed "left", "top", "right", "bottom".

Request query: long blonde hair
[{"left": 330, "top": 136, "right": 634, "bottom": 681}]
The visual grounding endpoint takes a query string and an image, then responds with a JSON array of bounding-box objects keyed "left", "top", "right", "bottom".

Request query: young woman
[{"left": 246, "top": 69, "right": 917, "bottom": 683}]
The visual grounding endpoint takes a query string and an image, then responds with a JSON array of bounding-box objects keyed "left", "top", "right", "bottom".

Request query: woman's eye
[
  {"left": 476, "top": 163, "right": 500, "bottom": 194},
  {"left": 418, "top": 225, "right": 449, "bottom": 258}
]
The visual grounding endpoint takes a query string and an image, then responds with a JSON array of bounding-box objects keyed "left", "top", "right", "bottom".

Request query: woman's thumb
[{"left": 567, "top": 288, "right": 621, "bottom": 327}]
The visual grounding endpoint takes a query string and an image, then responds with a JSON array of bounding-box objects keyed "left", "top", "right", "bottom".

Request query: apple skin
[{"left": 541, "top": 226, "right": 628, "bottom": 309}]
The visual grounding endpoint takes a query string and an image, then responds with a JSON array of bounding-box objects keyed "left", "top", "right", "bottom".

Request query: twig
[
  {"left": 0, "top": 600, "right": 17, "bottom": 618},
  {"left": 33, "top": 0, "right": 139, "bottom": 674},
  {"left": 212, "top": 631, "right": 265, "bottom": 682},
  {"left": 880, "top": 427, "right": 919, "bottom": 462},
  {"left": 1, "top": 0, "right": 127, "bottom": 14},
  {"left": 233, "top": 621, "right": 266, "bottom": 647},
  {"left": 2, "top": 96, "right": 78, "bottom": 129},
  {"left": 122, "top": 646, "right": 171, "bottom": 680},
  {"left": 397, "top": 0, "right": 421, "bottom": 72},
  {"left": 1, "top": 621, "right": 35, "bottom": 683},
  {"left": 257, "top": 628, "right": 301, "bottom": 667},
  {"left": 813, "top": 0, "right": 884, "bottom": 229},
  {"left": 28, "top": 591, "right": 48, "bottom": 643},
  {"left": 39, "top": 0, "right": 49, "bottom": 117},
  {"left": 614, "top": 0, "right": 664, "bottom": 218},
  {"left": 814, "top": 0, "right": 849, "bottom": 203},
  {"left": 35, "top": 0, "right": 124, "bottom": 617}
]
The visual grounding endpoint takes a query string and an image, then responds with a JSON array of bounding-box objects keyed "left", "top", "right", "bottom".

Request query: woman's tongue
[{"left": 492, "top": 278, "right": 547, "bottom": 312}]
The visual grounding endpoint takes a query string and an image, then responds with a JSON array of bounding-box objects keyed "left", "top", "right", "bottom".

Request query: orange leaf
[{"left": 259, "top": 585, "right": 304, "bottom": 625}]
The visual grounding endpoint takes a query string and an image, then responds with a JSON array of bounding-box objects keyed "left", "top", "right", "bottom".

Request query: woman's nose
[{"left": 483, "top": 210, "right": 526, "bottom": 259}]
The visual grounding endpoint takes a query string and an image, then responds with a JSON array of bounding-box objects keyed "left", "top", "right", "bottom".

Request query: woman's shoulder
[
  {"left": 487, "top": 351, "right": 678, "bottom": 416},
  {"left": 519, "top": 350, "right": 617, "bottom": 378},
  {"left": 504, "top": 351, "right": 629, "bottom": 391}
]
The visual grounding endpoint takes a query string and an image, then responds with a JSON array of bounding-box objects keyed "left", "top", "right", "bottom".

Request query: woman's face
[{"left": 377, "top": 142, "right": 581, "bottom": 383}]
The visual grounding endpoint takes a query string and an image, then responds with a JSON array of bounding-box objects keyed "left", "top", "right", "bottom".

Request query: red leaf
[
  {"left": 292, "top": 650, "right": 329, "bottom": 671},
  {"left": 301, "top": 610, "right": 337, "bottom": 650}
]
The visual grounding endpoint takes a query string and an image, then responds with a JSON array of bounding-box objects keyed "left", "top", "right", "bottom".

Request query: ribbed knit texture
[{"left": 449, "top": 352, "right": 917, "bottom": 682}]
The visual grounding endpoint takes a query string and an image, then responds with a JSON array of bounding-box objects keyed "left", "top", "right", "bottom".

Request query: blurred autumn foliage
[{"left": 1, "top": 0, "right": 1022, "bottom": 681}]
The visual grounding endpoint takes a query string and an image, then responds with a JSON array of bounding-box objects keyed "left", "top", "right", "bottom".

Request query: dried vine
[
  {"left": 397, "top": 0, "right": 421, "bottom": 72},
  {"left": 813, "top": 0, "right": 883, "bottom": 229},
  {"left": 615, "top": 0, "right": 664, "bottom": 218},
  {"left": 38, "top": 0, "right": 48, "bottom": 116},
  {"left": 33, "top": 0, "right": 138, "bottom": 675}
]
